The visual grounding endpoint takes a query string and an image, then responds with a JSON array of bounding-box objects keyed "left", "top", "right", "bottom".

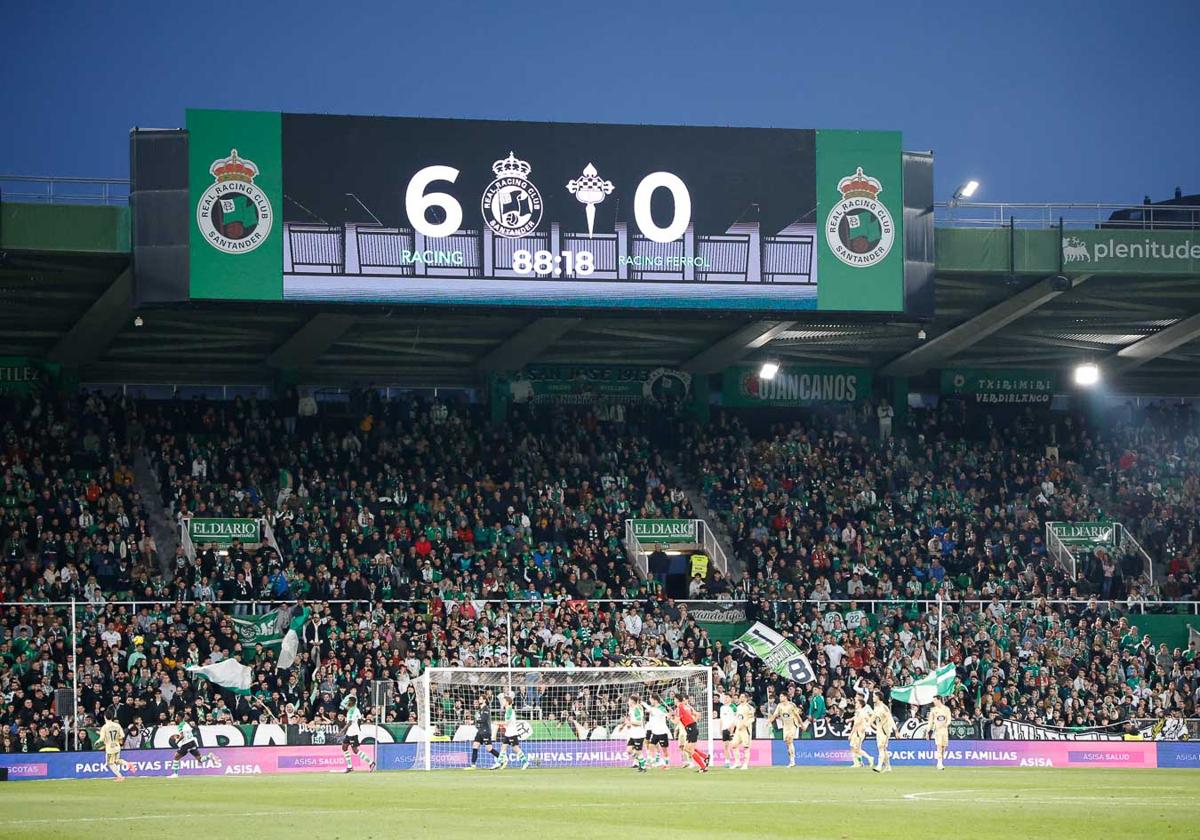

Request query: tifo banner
[
  {"left": 629, "top": 519, "right": 698, "bottom": 544},
  {"left": 732, "top": 622, "right": 815, "bottom": 684},
  {"left": 498, "top": 366, "right": 691, "bottom": 404},
  {"left": 183, "top": 110, "right": 913, "bottom": 313},
  {"left": 81, "top": 722, "right": 413, "bottom": 749},
  {"left": 891, "top": 716, "right": 980, "bottom": 741},
  {"left": 992, "top": 717, "right": 1193, "bottom": 741},
  {"left": 1048, "top": 521, "right": 1116, "bottom": 547},
  {"left": 722, "top": 365, "right": 872, "bottom": 406},
  {"left": 679, "top": 601, "right": 747, "bottom": 623},
  {"left": 1061, "top": 230, "right": 1200, "bottom": 275},
  {"left": 187, "top": 517, "right": 262, "bottom": 545},
  {"left": 940, "top": 368, "right": 1059, "bottom": 404}
]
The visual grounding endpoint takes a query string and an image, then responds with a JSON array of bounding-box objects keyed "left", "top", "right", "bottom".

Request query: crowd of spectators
[
  {"left": 143, "top": 395, "right": 697, "bottom": 606},
  {"left": 1, "top": 392, "right": 158, "bottom": 603},
  {"left": 2, "top": 390, "right": 1198, "bottom": 754},
  {"left": 689, "top": 401, "right": 1198, "bottom": 606}
]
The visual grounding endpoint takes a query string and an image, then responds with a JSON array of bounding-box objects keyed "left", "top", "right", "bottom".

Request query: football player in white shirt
[
  {"left": 340, "top": 694, "right": 377, "bottom": 773},
  {"left": 623, "top": 694, "right": 648, "bottom": 773},
  {"left": 642, "top": 695, "right": 672, "bottom": 769},
  {"left": 718, "top": 692, "right": 738, "bottom": 768},
  {"left": 168, "top": 714, "right": 217, "bottom": 778}
]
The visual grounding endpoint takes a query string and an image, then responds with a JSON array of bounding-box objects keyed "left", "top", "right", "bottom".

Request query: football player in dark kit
[{"left": 469, "top": 694, "right": 502, "bottom": 769}]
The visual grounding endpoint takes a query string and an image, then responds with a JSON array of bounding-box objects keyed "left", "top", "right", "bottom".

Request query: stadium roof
[{"left": 1, "top": 181, "right": 1199, "bottom": 395}]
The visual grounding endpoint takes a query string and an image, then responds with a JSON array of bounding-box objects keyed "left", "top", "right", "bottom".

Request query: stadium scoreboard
[{"left": 132, "top": 110, "right": 933, "bottom": 315}]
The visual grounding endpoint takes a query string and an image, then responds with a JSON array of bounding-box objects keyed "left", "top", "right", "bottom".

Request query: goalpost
[{"left": 414, "top": 667, "right": 714, "bottom": 770}]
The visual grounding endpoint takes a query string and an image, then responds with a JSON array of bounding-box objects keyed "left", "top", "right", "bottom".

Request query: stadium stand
[{"left": 2, "top": 392, "right": 1198, "bottom": 754}]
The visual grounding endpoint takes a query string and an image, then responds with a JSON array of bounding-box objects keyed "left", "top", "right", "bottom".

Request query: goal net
[{"left": 413, "top": 666, "right": 713, "bottom": 770}]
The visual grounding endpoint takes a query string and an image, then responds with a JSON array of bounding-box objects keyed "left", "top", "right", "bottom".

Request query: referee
[{"left": 470, "top": 695, "right": 501, "bottom": 769}]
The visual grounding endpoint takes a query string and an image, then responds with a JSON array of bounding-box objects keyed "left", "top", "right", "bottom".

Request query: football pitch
[{"left": 1, "top": 767, "right": 1197, "bottom": 840}]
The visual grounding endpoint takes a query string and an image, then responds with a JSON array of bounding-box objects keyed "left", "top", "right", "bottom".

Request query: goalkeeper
[{"left": 470, "top": 695, "right": 502, "bottom": 769}]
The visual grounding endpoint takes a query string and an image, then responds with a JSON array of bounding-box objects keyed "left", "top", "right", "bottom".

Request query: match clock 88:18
[{"left": 512, "top": 249, "right": 595, "bottom": 277}]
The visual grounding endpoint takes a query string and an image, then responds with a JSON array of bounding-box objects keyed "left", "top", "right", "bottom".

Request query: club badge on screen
[{"left": 196, "top": 149, "right": 273, "bottom": 254}]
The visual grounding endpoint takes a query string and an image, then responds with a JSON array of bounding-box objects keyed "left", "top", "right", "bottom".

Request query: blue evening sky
[{"left": 1, "top": 0, "right": 1196, "bottom": 203}]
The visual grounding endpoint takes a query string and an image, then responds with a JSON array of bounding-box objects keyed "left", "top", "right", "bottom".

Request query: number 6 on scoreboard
[{"left": 406, "top": 166, "right": 463, "bottom": 239}]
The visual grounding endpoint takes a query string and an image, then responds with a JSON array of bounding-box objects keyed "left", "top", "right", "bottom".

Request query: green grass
[{"left": 2, "top": 767, "right": 1197, "bottom": 840}]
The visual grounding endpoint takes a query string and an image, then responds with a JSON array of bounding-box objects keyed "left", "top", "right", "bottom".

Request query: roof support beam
[
  {"left": 881, "top": 275, "right": 1091, "bottom": 376},
  {"left": 1110, "top": 312, "right": 1200, "bottom": 372},
  {"left": 266, "top": 313, "right": 355, "bottom": 369},
  {"left": 47, "top": 268, "right": 133, "bottom": 367},
  {"left": 682, "top": 320, "right": 796, "bottom": 374},
  {"left": 477, "top": 317, "right": 581, "bottom": 371}
]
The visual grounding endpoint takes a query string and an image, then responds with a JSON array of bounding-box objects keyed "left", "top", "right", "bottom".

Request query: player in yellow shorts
[
  {"left": 768, "top": 695, "right": 802, "bottom": 767},
  {"left": 927, "top": 695, "right": 952, "bottom": 770},
  {"left": 95, "top": 708, "right": 136, "bottom": 781},
  {"left": 870, "top": 693, "right": 896, "bottom": 773},
  {"left": 847, "top": 696, "right": 872, "bottom": 767},
  {"left": 730, "top": 692, "right": 754, "bottom": 770}
]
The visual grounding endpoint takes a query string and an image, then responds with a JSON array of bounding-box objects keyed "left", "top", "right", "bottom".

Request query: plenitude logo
[{"left": 1062, "top": 235, "right": 1200, "bottom": 265}]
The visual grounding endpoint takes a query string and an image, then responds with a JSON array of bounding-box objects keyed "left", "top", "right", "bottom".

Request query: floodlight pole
[
  {"left": 506, "top": 613, "right": 513, "bottom": 696},
  {"left": 71, "top": 598, "right": 78, "bottom": 752},
  {"left": 936, "top": 596, "right": 944, "bottom": 668}
]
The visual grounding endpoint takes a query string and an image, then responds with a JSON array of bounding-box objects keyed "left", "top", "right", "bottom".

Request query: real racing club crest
[
  {"left": 825, "top": 166, "right": 894, "bottom": 268},
  {"left": 482, "top": 151, "right": 543, "bottom": 237},
  {"left": 196, "top": 149, "right": 273, "bottom": 254}
]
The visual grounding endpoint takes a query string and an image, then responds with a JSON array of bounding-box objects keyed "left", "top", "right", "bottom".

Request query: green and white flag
[
  {"left": 891, "top": 664, "right": 956, "bottom": 705},
  {"left": 187, "top": 658, "right": 252, "bottom": 695},
  {"left": 230, "top": 609, "right": 292, "bottom": 648},
  {"left": 276, "top": 606, "right": 311, "bottom": 671},
  {"left": 731, "top": 622, "right": 814, "bottom": 685}
]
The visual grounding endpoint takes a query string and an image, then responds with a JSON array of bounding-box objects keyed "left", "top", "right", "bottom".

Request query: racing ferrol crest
[
  {"left": 825, "top": 166, "right": 894, "bottom": 268},
  {"left": 196, "top": 149, "right": 273, "bottom": 254},
  {"left": 482, "top": 151, "right": 543, "bottom": 237}
]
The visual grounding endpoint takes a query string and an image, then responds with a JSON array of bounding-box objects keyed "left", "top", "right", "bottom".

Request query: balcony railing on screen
[{"left": 283, "top": 221, "right": 816, "bottom": 284}]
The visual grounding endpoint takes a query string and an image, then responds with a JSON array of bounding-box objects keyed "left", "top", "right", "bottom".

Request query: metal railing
[
  {"left": 0, "top": 175, "right": 129, "bottom": 205},
  {"left": 1044, "top": 520, "right": 1156, "bottom": 585},
  {"left": 935, "top": 201, "right": 1200, "bottom": 230},
  {"left": 12, "top": 596, "right": 1196, "bottom": 614},
  {"left": 697, "top": 519, "right": 729, "bottom": 577},
  {"left": 623, "top": 518, "right": 728, "bottom": 579},
  {"left": 1117, "top": 523, "right": 1156, "bottom": 584},
  {"left": 1045, "top": 523, "right": 1076, "bottom": 579}
]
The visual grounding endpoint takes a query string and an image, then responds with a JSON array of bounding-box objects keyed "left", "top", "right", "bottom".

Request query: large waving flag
[
  {"left": 229, "top": 609, "right": 292, "bottom": 648},
  {"left": 891, "top": 664, "right": 956, "bottom": 706},
  {"left": 187, "top": 659, "right": 253, "bottom": 695},
  {"left": 276, "top": 606, "right": 312, "bottom": 671},
  {"left": 731, "top": 622, "right": 815, "bottom": 685}
]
